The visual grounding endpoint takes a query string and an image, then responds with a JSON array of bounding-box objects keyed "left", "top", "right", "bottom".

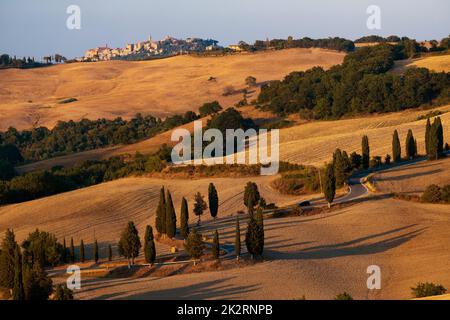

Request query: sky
[{"left": 1, "top": 0, "right": 449, "bottom": 59}]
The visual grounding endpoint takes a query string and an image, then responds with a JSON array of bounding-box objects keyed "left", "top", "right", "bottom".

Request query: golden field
[
  {"left": 0, "top": 48, "right": 344, "bottom": 131},
  {"left": 393, "top": 53, "right": 450, "bottom": 73},
  {"left": 71, "top": 159, "right": 450, "bottom": 300}
]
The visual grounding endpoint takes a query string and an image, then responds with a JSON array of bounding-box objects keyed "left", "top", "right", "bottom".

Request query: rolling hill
[{"left": 0, "top": 48, "right": 345, "bottom": 131}]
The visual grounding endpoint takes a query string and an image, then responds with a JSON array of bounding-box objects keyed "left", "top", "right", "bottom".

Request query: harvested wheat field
[
  {"left": 0, "top": 48, "right": 345, "bottom": 131},
  {"left": 393, "top": 54, "right": 450, "bottom": 73},
  {"left": 278, "top": 105, "right": 450, "bottom": 167},
  {"left": 76, "top": 196, "right": 450, "bottom": 300},
  {"left": 373, "top": 157, "right": 450, "bottom": 196},
  {"left": 0, "top": 175, "right": 301, "bottom": 245}
]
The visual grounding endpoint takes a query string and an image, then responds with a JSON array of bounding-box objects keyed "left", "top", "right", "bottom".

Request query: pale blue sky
[{"left": 1, "top": 0, "right": 449, "bottom": 59}]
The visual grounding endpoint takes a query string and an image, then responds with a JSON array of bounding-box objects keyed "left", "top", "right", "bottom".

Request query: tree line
[
  {"left": 257, "top": 43, "right": 450, "bottom": 119},
  {"left": 0, "top": 229, "right": 73, "bottom": 300},
  {"left": 0, "top": 111, "right": 198, "bottom": 163}
]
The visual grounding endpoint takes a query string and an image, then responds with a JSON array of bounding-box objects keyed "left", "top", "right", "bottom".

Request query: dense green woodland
[
  {"left": 257, "top": 43, "right": 450, "bottom": 118},
  {"left": 0, "top": 111, "right": 198, "bottom": 163}
]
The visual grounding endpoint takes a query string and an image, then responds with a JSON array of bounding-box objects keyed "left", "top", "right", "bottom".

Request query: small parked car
[{"left": 299, "top": 200, "right": 311, "bottom": 207}]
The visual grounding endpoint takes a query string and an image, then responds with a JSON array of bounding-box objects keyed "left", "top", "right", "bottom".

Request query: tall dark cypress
[
  {"left": 155, "top": 187, "right": 166, "bottom": 235},
  {"left": 108, "top": 244, "right": 113, "bottom": 262},
  {"left": 435, "top": 117, "right": 444, "bottom": 156},
  {"left": 94, "top": 240, "right": 99, "bottom": 264},
  {"left": 144, "top": 225, "right": 156, "bottom": 265},
  {"left": 235, "top": 218, "right": 241, "bottom": 261},
  {"left": 62, "top": 238, "right": 67, "bottom": 263},
  {"left": 180, "top": 197, "right": 190, "bottom": 239},
  {"left": 165, "top": 190, "right": 177, "bottom": 238},
  {"left": 333, "top": 149, "right": 346, "bottom": 187},
  {"left": 392, "top": 130, "right": 401, "bottom": 162},
  {"left": 429, "top": 119, "right": 440, "bottom": 160},
  {"left": 362, "top": 135, "right": 370, "bottom": 169},
  {"left": 324, "top": 163, "right": 336, "bottom": 208},
  {"left": 80, "top": 240, "right": 85, "bottom": 263},
  {"left": 12, "top": 246, "right": 24, "bottom": 300},
  {"left": 208, "top": 183, "right": 219, "bottom": 220},
  {"left": 425, "top": 118, "right": 431, "bottom": 156},
  {"left": 255, "top": 207, "right": 265, "bottom": 255},
  {"left": 405, "top": 129, "right": 416, "bottom": 160},
  {"left": 70, "top": 238, "right": 75, "bottom": 263}
]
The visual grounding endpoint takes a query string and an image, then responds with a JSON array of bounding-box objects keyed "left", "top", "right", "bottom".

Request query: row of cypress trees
[
  {"left": 155, "top": 183, "right": 220, "bottom": 239},
  {"left": 61, "top": 237, "right": 110, "bottom": 264},
  {"left": 392, "top": 129, "right": 418, "bottom": 162},
  {"left": 425, "top": 117, "right": 445, "bottom": 160}
]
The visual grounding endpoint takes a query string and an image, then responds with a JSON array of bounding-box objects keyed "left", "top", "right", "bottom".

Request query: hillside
[
  {"left": 16, "top": 104, "right": 450, "bottom": 174},
  {"left": 0, "top": 48, "right": 345, "bottom": 131},
  {"left": 0, "top": 175, "right": 301, "bottom": 244},
  {"left": 393, "top": 53, "right": 450, "bottom": 73},
  {"left": 76, "top": 183, "right": 450, "bottom": 300}
]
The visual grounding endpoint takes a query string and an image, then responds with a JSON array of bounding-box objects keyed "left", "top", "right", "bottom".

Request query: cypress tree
[
  {"left": 80, "top": 240, "right": 85, "bottom": 263},
  {"left": 12, "top": 246, "right": 24, "bottom": 300},
  {"left": 245, "top": 214, "right": 263, "bottom": 259},
  {"left": 22, "top": 250, "right": 32, "bottom": 300},
  {"left": 342, "top": 151, "right": 352, "bottom": 176},
  {"left": 155, "top": 187, "right": 166, "bottom": 235},
  {"left": 392, "top": 130, "right": 401, "bottom": 162},
  {"left": 324, "top": 163, "right": 336, "bottom": 208},
  {"left": 256, "top": 207, "right": 265, "bottom": 255},
  {"left": 435, "top": 117, "right": 444, "bottom": 155},
  {"left": 212, "top": 230, "right": 220, "bottom": 260},
  {"left": 69, "top": 238, "right": 75, "bottom": 263},
  {"left": 235, "top": 218, "right": 241, "bottom": 261},
  {"left": 180, "top": 197, "right": 190, "bottom": 239},
  {"left": 425, "top": 118, "right": 431, "bottom": 156},
  {"left": 429, "top": 119, "right": 439, "bottom": 160},
  {"left": 0, "top": 229, "right": 17, "bottom": 289},
  {"left": 144, "top": 225, "right": 156, "bottom": 265},
  {"left": 361, "top": 135, "right": 370, "bottom": 169},
  {"left": 333, "top": 149, "right": 346, "bottom": 187},
  {"left": 94, "top": 240, "right": 99, "bottom": 264},
  {"left": 108, "top": 244, "right": 113, "bottom": 262},
  {"left": 208, "top": 183, "right": 219, "bottom": 220},
  {"left": 405, "top": 129, "right": 416, "bottom": 160},
  {"left": 62, "top": 238, "right": 67, "bottom": 263},
  {"left": 165, "top": 190, "right": 177, "bottom": 239}
]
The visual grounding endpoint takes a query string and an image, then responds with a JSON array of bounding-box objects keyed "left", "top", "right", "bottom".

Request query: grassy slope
[
  {"left": 0, "top": 48, "right": 344, "bottom": 131},
  {"left": 77, "top": 188, "right": 450, "bottom": 300}
]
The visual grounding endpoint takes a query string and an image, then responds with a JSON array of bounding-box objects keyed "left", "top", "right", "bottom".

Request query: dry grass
[
  {"left": 0, "top": 175, "right": 302, "bottom": 245},
  {"left": 0, "top": 48, "right": 344, "bottom": 131},
  {"left": 373, "top": 157, "right": 450, "bottom": 196},
  {"left": 75, "top": 195, "right": 450, "bottom": 300},
  {"left": 278, "top": 105, "right": 450, "bottom": 167},
  {"left": 393, "top": 54, "right": 450, "bottom": 73}
]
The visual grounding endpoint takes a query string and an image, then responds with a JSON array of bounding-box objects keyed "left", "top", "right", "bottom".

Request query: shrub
[
  {"left": 411, "top": 282, "right": 447, "bottom": 298},
  {"left": 335, "top": 292, "right": 353, "bottom": 300},
  {"left": 421, "top": 184, "right": 442, "bottom": 203},
  {"left": 441, "top": 185, "right": 450, "bottom": 203}
]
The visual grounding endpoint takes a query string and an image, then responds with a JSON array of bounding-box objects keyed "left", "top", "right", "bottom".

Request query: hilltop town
[{"left": 83, "top": 36, "right": 224, "bottom": 61}]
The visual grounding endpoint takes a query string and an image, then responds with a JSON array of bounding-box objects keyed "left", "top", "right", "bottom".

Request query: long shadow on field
[
  {"left": 93, "top": 277, "right": 260, "bottom": 300},
  {"left": 264, "top": 224, "right": 426, "bottom": 260},
  {"left": 375, "top": 169, "right": 442, "bottom": 182}
]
